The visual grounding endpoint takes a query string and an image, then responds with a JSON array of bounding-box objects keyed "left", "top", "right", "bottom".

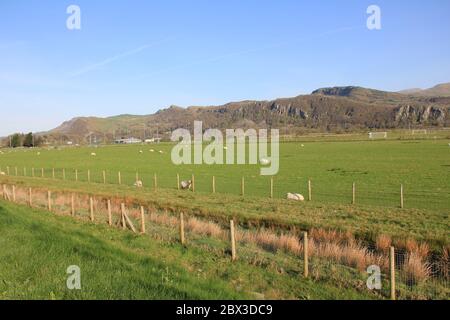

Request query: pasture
[{"left": 1, "top": 139, "right": 449, "bottom": 212}]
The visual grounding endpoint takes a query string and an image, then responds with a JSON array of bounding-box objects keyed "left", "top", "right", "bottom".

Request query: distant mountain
[
  {"left": 399, "top": 83, "right": 450, "bottom": 97},
  {"left": 33, "top": 84, "right": 450, "bottom": 143}
]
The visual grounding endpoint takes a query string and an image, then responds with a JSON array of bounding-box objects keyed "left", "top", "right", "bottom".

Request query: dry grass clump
[
  {"left": 397, "top": 238, "right": 430, "bottom": 260},
  {"left": 311, "top": 239, "right": 388, "bottom": 272},
  {"left": 148, "top": 210, "right": 178, "bottom": 227},
  {"left": 402, "top": 252, "right": 431, "bottom": 284},
  {"left": 376, "top": 234, "right": 392, "bottom": 252},
  {"left": 185, "top": 216, "right": 226, "bottom": 238},
  {"left": 309, "top": 228, "right": 354, "bottom": 245},
  {"left": 238, "top": 230, "right": 302, "bottom": 255}
]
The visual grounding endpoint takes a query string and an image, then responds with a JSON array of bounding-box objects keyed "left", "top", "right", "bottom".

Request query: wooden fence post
[
  {"left": 7, "top": 166, "right": 10, "bottom": 175},
  {"left": 270, "top": 177, "right": 274, "bottom": 199},
  {"left": 154, "top": 174, "right": 157, "bottom": 190},
  {"left": 28, "top": 188, "right": 32, "bottom": 207},
  {"left": 121, "top": 203, "right": 126, "bottom": 230},
  {"left": 47, "top": 191, "right": 52, "bottom": 211},
  {"left": 12, "top": 185, "right": 16, "bottom": 202},
  {"left": 303, "top": 232, "right": 309, "bottom": 278},
  {"left": 89, "top": 197, "right": 94, "bottom": 222},
  {"left": 118, "top": 171, "right": 121, "bottom": 185},
  {"left": 87, "top": 170, "right": 91, "bottom": 183},
  {"left": 41, "top": 168, "right": 44, "bottom": 178},
  {"left": 63, "top": 169, "right": 66, "bottom": 180},
  {"left": 180, "top": 212, "right": 186, "bottom": 245},
  {"left": 75, "top": 169, "right": 78, "bottom": 182},
  {"left": 241, "top": 177, "right": 245, "bottom": 196},
  {"left": 352, "top": 182, "right": 356, "bottom": 205},
  {"left": 177, "top": 174, "right": 180, "bottom": 190},
  {"left": 400, "top": 185, "right": 404, "bottom": 209},
  {"left": 135, "top": 172, "right": 139, "bottom": 183},
  {"left": 390, "top": 246, "right": 396, "bottom": 300},
  {"left": 103, "top": 170, "right": 106, "bottom": 184},
  {"left": 71, "top": 194, "right": 75, "bottom": 216},
  {"left": 230, "top": 220, "right": 237, "bottom": 261},
  {"left": 23, "top": 167, "right": 27, "bottom": 176},
  {"left": 191, "top": 174, "right": 195, "bottom": 192},
  {"left": 2, "top": 184, "right": 6, "bottom": 200},
  {"left": 52, "top": 168, "right": 55, "bottom": 179},
  {"left": 107, "top": 200, "right": 112, "bottom": 226},
  {"left": 212, "top": 176, "right": 216, "bottom": 194},
  {"left": 140, "top": 206, "right": 146, "bottom": 234},
  {"left": 15, "top": 167, "right": 18, "bottom": 176},
  {"left": 308, "top": 180, "right": 312, "bottom": 201}
]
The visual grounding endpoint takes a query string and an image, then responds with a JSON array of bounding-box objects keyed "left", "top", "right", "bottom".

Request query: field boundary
[{"left": 2, "top": 163, "right": 449, "bottom": 212}]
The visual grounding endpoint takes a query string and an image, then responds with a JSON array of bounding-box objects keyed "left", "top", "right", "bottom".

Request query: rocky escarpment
[{"left": 394, "top": 105, "right": 448, "bottom": 125}]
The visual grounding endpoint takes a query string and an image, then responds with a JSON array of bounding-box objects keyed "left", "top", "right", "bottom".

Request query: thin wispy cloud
[
  {"left": 68, "top": 38, "right": 173, "bottom": 78},
  {"left": 134, "top": 26, "right": 361, "bottom": 80}
]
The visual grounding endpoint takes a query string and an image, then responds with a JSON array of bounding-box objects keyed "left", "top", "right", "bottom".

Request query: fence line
[
  {"left": 1, "top": 165, "right": 449, "bottom": 211},
  {"left": 0, "top": 182, "right": 447, "bottom": 300}
]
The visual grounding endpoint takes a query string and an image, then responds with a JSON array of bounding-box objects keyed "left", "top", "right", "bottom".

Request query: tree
[
  {"left": 23, "top": 132, "right": 34, "bottom": 147},
  {"left": 11, "top": 133, "right": 22, "bottom": 148}
]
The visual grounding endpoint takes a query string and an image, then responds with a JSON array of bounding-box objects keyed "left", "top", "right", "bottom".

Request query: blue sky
[{"left": 1, "top": 0, "right": 450, "bottom": 135}]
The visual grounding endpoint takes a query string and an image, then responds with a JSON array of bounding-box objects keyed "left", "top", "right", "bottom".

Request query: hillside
[
  {"left": 42, "top": 85, "right": 450, "bottom": 143},
  {"left": 398, "top": 82, "right": 450, "bottom": 97}
]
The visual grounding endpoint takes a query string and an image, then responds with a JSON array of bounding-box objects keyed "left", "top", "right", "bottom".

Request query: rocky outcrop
[{"left": 395, "top": 105, "right": 447, "bottom": 125}]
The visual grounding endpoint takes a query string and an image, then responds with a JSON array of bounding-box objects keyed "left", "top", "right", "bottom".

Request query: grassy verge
[{"left": 0, "top": 200, "right": 384, "bottom": 300}]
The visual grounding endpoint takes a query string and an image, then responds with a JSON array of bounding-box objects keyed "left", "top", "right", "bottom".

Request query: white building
[{"left": 114, "top": 137, "right": 142, "bottom": 144}]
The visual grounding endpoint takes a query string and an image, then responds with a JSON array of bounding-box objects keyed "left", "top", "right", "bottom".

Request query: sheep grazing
[
  {"left": 180, "top": 180, "right": 192, "bottom": 190},
  {"left": 150, "top": 149, "right": 155, "bottom": 152},
  {"left": 139, "top": 150, "right": 143, "bottom": 154},
  {"left": 134, "top": 180, "right": 143, "bottom": 188},
  {"left": 91, "top": 153, "right": 97, "bottom": 156},
  {"left": 287, "top": 193, "right": 305, "bottom": 201},
  {"left": 0, "top": 172, "right": 5, "bottom": 176},
  {"left": 260, "top": 158, "right": 271, "bottom": 165},
  {"left": 159, "top": 150, "right": 164, "bottom": 154}
]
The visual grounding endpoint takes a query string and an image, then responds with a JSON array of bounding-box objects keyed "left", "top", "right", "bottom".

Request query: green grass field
[
  {"left": 1, "top": 139, "right": 450, "bottom": 211},
  {"left": 0, "top": 200, "right": 381, "bottom": 300},
  {"left": 1, "top": 137, "right": 449, "bottom": 300},
  {"left": 1, "top": 139, "right": 449, "bottom": 246}
]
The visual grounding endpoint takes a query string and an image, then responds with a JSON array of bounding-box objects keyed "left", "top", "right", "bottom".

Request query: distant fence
[
  {"left": 0, "top": 183, "right": 448, "bottom": 300},
  {"left": 0, "top": 164, "right": 449, "bottom": 212}
]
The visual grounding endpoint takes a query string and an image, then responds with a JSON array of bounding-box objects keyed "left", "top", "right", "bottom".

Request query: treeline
[{"left": 3, "top": 133, "right": 43, "bottom": 148}]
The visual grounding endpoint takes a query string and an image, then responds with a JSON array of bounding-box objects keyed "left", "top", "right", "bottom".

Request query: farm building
[{"left": 114, "top": 137, "right": 142, "bottom": 144}]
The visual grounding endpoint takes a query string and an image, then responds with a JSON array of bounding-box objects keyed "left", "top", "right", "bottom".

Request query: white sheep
[
  {"left": 139, "top": 150, "right": 143, "bottom": 154},
  {"left": 159, "top": 150, "right": 164, "bottom": 154},
  {"left": 91, "top": 152, "right": 97, "bottom": 156},
  {"left": 134, "top": 180, "right": 143, "bottom": 188},
  {"left": 287, "top": 193, "right": 305, "bottom": 201},
  {"left": 180, "top": 180, "right": 192, "bottom": 190},
  {"left": 0, "top": 172, "right": 5, "bottom": 176},
  {"left": 150, "top": 149, "right": 155, "bottom": 152}
]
